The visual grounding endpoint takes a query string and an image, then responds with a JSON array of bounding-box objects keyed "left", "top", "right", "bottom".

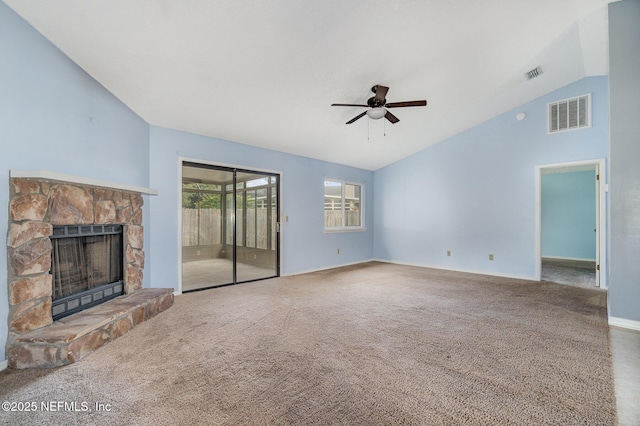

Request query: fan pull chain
[
  {"left": 367, "top": 118, "right": 370, "bottom": 141},
  {"left": 384, "top": 118, "right": 386, "bottom": 137}
]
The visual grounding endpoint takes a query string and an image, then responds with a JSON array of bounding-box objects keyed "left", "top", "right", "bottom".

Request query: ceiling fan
[{"left": 331, "top": 85, "right": 427, "bottom": 124}]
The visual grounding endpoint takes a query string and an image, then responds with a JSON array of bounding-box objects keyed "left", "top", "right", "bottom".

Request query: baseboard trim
[
  {"left": 542, "top": 256, "right": 597, "bottom": 262},
  {"left": 0, "top": 360, "right": 8, "bottom": 372},
  {"left": 283, "top": 257, "right": 565, "bottom": 283},
  {"left": 609, "top": 316, "right": 640, "bottom": 332},
  {"left": 372, "top": 258, "right": 536, "bottom": 281},
  {"left": 282, "top": 259, "right": 375, "bottom": 277}
]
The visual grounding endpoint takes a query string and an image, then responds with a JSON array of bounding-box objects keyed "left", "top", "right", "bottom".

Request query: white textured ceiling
[{"left": 3, "top": 0, "right": 613, "bottom": 170}]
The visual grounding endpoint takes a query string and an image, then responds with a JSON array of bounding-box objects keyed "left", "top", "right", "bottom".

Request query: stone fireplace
[{"left": 6, "top": 173, "right": 172, "bottom": 368}]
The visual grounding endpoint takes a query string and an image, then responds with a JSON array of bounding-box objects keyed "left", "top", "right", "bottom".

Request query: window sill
[{"left": 323, "top": 227, "right": 367, "bottom": 234}]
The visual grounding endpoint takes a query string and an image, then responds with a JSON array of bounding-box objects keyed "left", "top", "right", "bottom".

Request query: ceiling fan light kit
[
  {"left": 331, "top": 85, "right": 427, "bottom": 125},
  {"left": 367, "top": 108, "right": 386, "bottom": 120}
]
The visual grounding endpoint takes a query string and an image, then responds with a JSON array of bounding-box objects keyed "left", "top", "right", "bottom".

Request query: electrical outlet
[
  {"left": 489, "top": 254, "right": 494, "bottom": 261},
  {"left": 197, "top": 250, "right": 201, "bottom": 256},
  {"left": 447, "top": 250, "right": 451, "bottom": 257}
]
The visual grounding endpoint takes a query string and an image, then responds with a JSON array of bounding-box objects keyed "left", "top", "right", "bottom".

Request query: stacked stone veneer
[{"left": 6, "top": 178, "right": 170, "bottom": 368}]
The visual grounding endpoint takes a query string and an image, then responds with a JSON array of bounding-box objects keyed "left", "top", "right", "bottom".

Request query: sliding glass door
[
  {"left": 181, "top": 166, "right": 234, "bottom": 290},
  {"left": 235, "top": 171, "right": 279, "bottom": 282},
  {"left": 181, "top": 163, "right": 279, "bottom": 292}
]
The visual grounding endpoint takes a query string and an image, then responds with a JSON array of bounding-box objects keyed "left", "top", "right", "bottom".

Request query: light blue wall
[
  {"left": 148, "top": 126, "right": 374, "bottom": 291},
  {"left": 541, "top": 171, "right": 596, "bottom": 260},
  {"left": 0, "top": 3, "right": 150, "bottom": 363},
  {"left": 609, "top": 0, "right": 640, "bottom": 323},
  {"left": 374, "top": 77, "right": 608, "bottom": 279}
]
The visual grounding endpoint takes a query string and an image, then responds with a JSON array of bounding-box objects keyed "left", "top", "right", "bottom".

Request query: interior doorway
[
  {"left": 535, "top": 159, "right": 606, "bottom": 289},
  {"left": 180, "top": 161, "right": 280, "bottom": 292}
]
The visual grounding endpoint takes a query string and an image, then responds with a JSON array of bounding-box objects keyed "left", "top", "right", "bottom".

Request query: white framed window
[
  {"left": 324, "top": 179, "right": 364, "bottom": 231},
  {"left": 548, "top": 93, "right": 591, "bottom": 133}
]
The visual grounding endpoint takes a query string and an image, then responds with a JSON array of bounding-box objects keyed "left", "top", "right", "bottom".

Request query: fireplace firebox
[{"left": 50, "top": 224, "right": 124, "bottom": 320}]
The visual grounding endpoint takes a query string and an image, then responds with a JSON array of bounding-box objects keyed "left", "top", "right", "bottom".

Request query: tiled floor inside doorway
[{"left": 182, "top": 258, "right": 275, "bottom": 291}]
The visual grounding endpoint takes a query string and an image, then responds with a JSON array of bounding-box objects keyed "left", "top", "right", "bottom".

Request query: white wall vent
[
  {"left": 548, "top": 94, "right": 591, "bottom": 133},
  {"left": 525, "top": 66, "right": 543, "bottom": 80}
]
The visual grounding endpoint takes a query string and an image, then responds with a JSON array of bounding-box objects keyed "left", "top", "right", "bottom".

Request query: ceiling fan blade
[
  {"left": 374, "top": 85, "right": 389, "bottom": 104},
  {"left": 385, "top": 100, "right": 427, "bottom": 108},
  {"left": 331, "top": 103, "right": 368, "bottom": 107},
  {"left": 385, "top": 110, "right": 400, "bottom": 123},
  {"left": 346, "top": 111, "right": 368, "bottom": 124}
]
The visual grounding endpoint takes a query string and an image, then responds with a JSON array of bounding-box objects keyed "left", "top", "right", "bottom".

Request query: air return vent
[
  {"left": 525, "top": 66, "right": 543, "bottom": 80},
  {"left": 548, "top": 94, "right": 591, "bottom": 133}
]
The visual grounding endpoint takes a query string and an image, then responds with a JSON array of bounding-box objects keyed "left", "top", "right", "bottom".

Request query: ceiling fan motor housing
[{"left": 367, "top": 96, "right": 386, "bottom": 107}]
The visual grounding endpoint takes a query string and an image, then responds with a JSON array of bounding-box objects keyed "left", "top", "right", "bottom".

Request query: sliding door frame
[{"left": 177, "top": 157, "right": 282, "bottom": 294}]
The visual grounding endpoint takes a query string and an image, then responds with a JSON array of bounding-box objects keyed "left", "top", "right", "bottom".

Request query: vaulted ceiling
[{"left": 4, "top": 0, "right": 614, "bottom": 170}]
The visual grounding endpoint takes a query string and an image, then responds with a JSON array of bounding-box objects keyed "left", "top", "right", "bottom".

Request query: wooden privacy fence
[
  {"left": 182, "top": 208, "right": 276, "bottom": 249},
  {"left": 324, "top": 210, "right": 361, "bottom": 228},
  {"left": 182, "top": 209, "right": 221, "bottom": 246}
]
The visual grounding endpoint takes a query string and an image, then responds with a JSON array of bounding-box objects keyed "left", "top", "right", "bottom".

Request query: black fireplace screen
[{"left": 50, "top": 225, "right": 124, "bottom": 319}]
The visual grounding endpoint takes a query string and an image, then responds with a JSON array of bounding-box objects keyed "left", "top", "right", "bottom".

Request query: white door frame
[{"left": 534, "top": 158, "right": 607, "bottom": 288}]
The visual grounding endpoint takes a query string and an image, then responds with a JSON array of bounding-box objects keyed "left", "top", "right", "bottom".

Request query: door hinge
[
  {"left": 597, "top": 264, "right": 600, "bottom": 271},
  {"left": 276, "top": 222, "right": 281, "bottom": 232},
  {"left": 596, "top": 174, "right": 600, "bottom": 181}
]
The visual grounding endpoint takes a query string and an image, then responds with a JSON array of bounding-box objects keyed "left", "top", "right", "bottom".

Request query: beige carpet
[{"left": 0, "top": 262, "right": 616, "bottom": 425}]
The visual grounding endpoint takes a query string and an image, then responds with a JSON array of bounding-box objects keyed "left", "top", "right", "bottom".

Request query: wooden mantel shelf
[{"left": 10, "top": 170, "right": 158, "bottom": 195}]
